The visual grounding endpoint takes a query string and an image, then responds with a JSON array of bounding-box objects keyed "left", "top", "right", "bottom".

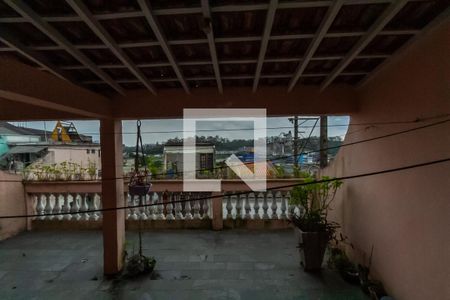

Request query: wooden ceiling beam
[
  {"left": 201, "top": 0, "right": 223, "bottom": 94},
  {"left": 0, "top": 57, "right": 111, "bottom": 119},
  {"left": 66, "top": 0, "right": 157, "bottom": 95},
  {"left": 321, "top": 0, "right": 409, "bottom": 90},
  {"left": 0, "top": 30, "right": 420, "bottom": 53},
  {"left": 0, "top": 28, "right": 72, "bottom": 82},
  {"left": 54, "top": 54, "right": 388, "bottom": 71},
  {"left": 137, "top": 0, "right": 190, "bottom": 94},
  {"left": 4, "top": 0, "right": 125, "bottom": 95},
  {"left": 253, "top": 0, "right": 278, "bottom": 92},
  {"left": 288, "top": 0, "right": 344, "bottom": 92}
]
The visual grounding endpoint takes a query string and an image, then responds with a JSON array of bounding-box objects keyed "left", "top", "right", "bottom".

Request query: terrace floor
[{"left": 0, "top": 230, "right": 367, "bottom": 300}]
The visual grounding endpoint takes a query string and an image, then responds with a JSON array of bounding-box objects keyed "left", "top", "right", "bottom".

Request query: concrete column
[
  {"left": 100, "top": 119, "right": 125, "bottom": 275},
  {"left": 319, "top": 116, "right": 328, "bottom": 168},
  {"left": 211, "top": 192, "right": 223, "bottom": 230}
]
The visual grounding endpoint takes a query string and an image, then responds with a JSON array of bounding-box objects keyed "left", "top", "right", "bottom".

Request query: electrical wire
[
  {"left": 0, "top": 117, "right": 449, "bottom": 182},
  {"left": 0, "top": 156, "right": 448, "bottom": 219},
  {"left": 1, "top": 114, "right": 448, "bottom": 136}
]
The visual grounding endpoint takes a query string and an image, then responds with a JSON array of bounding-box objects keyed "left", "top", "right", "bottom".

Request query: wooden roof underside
[{"left": 0, "top": 0, "right": 448, "bottom": 96}]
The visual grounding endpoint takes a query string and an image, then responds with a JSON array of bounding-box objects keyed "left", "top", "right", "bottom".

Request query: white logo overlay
[{"left": 183, "top": 109, "right": 267, "bottom": 192}]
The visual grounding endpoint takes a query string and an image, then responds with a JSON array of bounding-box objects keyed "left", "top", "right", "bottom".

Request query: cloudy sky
[{"left": 11, "top": 116, "right": 349, "bottom": 146}]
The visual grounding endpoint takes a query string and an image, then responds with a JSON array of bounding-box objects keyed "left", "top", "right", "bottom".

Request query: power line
[
  {"left": 0, "top": 117, "right": 449, "bottom": 182},
  {"left": 0, "top": 156, "right": 448, "bottom": 219},
  {"left": 1, "top": 114, "right": 448, "bottom": 136}
]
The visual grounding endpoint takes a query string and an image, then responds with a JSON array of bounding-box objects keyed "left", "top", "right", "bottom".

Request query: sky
[{"left": 11, "top": 116, "right": 350, "bottom": 146}]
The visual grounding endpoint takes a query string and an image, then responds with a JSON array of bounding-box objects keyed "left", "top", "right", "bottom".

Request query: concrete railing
[{"left": 24, "top": 179, "right": 300, "bottom": 230}]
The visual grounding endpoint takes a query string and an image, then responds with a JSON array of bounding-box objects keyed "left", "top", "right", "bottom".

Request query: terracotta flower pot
[{"left": 295, "top": 228, "right": 328, "bottom": 271}]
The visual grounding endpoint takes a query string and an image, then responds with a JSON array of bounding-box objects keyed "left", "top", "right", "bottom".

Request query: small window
[
  {"left": 91, "top": 149, "right": 96, "bottom": 154},
  {"left": 86, "top": 149, "right": 90, "bottom": 154}
]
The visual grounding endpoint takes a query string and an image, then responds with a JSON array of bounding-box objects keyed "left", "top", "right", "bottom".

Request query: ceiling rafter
[
  {"left": 82, "top": 72, "right": 368, "bottom": 84},
  {"left": 4, "top": 0, "right": 125, "bottom": 95},
  {"left": 137, "top": 0, "right": 190, "bottom": 94},
  {"left": 253, "top": 0, "right": 278, "bottom": 92},
  {"left": 0, "top": 0, "right": 431, "bottom": 24},
  {"left": 65, "top": 0, "right": 157, "bottom": 95},
  {"left": 0, "top": 30, "right": 420, "bottom": 53},
  {"left": 321, "top": 0, "right": 409, "bottom": 90},
  {"left": 201, "top": 0, "right": 223, "bottom": 94},
  {"left": 288, "top": 0, "right": 344, "bottom": 92},
  {"left": 50, "top": 54, "right": 389, "bottom": 71},
  {"left": 0, "top": 28, "right": 72, "bottom": 82}
]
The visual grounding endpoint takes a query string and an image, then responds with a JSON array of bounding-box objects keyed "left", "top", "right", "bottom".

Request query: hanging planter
[
  {"left": 128, "top": 120, "right": 152, "bottom": 196},
  {"left": 125, "top": 120, "right": 156, "bottom": 277},
  {"left": 129, "top": 170, "right": 151, "bottom": 196}
]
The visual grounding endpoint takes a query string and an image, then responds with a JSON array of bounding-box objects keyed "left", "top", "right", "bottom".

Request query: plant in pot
[
  {"left": 125, "top": 120, "right": 156, "bottom": 277},
  {"left": 328, "top": 247, "right": 359, "bottom": 284},
  {"left": 289, "top": 175, "right": 343, "bottom": 271}
]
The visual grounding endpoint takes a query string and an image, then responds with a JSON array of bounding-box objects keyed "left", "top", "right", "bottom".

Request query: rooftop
[{"left": 0, "top": 230, "right": 367, "bottom": 300}]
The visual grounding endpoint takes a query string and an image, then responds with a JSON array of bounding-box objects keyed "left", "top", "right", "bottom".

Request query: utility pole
[
  {"left": 320, "top": 116, "right": 328, "bottom": 168},
  {"left": 292, "top": 116, "right": 299, "bottom": 169}
]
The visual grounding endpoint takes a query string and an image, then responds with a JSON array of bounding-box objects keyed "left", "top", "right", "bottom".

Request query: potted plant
[
  {"left": 289, "top": 175, "right": 343, "bottom": 271},
  {"left": 328, "top": 247, "right": 359, "bottom": 284}
]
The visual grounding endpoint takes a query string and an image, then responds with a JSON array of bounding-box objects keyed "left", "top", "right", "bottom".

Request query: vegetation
[
  {"left": 289, "top": 175, "right": 343, "bottom": 236},
  {"left": 23, "top": 161, "right": 98, "bottom": 181}
]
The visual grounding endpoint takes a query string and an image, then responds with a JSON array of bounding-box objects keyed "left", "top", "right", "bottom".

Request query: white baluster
[
  {"left": 272, "top": 191, "right": 279, "bottom": 219},
  {"left": 288, "top": 191, "right": 295, "bottom": 219},
  {"left": 202, "top": 194, "right": 210, "bottom": 219},
  {"left": 236, "top": 194, "right": 242, "bottom": 219},
  {"left": 157, "top": 192, "right": 165, "bottom": 220},
  {"left": 63, "top": 193, "right": 71, "bottom": 220},
  {"left": 129, "top": 195, "right": 139, "bottom": 220},
  {"left": 166, "top": 193, "right": 175, "bottom": 220},
  {"left": 88, "top": 193, "right": 98, "bottom": 221},
  {"left": 280, "top": 191, "right": 287, "bottom": 219},
  {"left": 193, "top": 197, "right": 201, "bottom": 220},
  {"left": 244, "top": 193, "right": 251, "bottom": 219},
  {"left": 70, "top": 193, "right": 81, "bottom": 220},
  {"left": 174, "top": 194, "right": 183, "bottom": 220},
  {"left": 184, "top": 193, "right": 193, "bottom": 220},
  {"left": 140, "top": 196, "right": 148, "bottom": 220},
  {"left": 254, "top": 193, "right": 262, "bottom": 220},
  {"left": 44, "top": 193, "right": 53, "bottom": 220},
  {"left": 125, "top": 192, "right": 131, "bottom": 219},
  {"left": 262, "top": 192, "right": 269, "bottom": 219},
  {"left": 81, "top": 194, "right": 90, "bottom": 221},
  {"left": 147, "top": 193, "right": 156, "bottom": 220},
  {"left": 52, "top": 193, "right": 62, "bottom": 220},
  {"left": 36, "top": 194, "right": 45, "bottom": 220},
  {"left": 97, "top": 195, "right": 103, "bottom": 220},
  {"left": 226, "top": 194, "right": 233, "bottom": 219}
]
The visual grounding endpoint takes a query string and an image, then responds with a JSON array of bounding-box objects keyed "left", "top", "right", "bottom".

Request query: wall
[
  {"left": 0, "top": 171, "right": 26, "bottom": 240},
  {"left": 44, "top": 145, "right": 101, "bottom": 169},
  {"left": 322, "top": 19, "right": 450, "bottom": 300}
]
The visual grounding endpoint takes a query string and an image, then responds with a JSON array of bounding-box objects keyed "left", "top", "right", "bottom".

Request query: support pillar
[
  {"left": 319, "top": 116, "right": 328, "bottom": 168},
  {"left": 100, "top": 119, "right": 125, "bottom": 275},
  {"left": 211, "top": 192, "right": 223, "bottom": 230}
]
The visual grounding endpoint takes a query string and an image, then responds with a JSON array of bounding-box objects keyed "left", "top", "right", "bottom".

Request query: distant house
[
  {"left": 0, "top": 122, "right": 100, "bottom": 172},
  {"left": 163, "top": 142, "right": 215, "bottom": 174},
  {"left": 51, "top": 121, "right": 92, "bottom": 143}
]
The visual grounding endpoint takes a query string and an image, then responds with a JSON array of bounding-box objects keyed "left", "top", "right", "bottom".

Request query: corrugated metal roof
[{"left": 8, "top": 145, "right": 47, "bottom": 154}]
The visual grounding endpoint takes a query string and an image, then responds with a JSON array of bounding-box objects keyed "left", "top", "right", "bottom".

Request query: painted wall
[
  {"left": 0, "top": 171, "right": 26, "bottom": 240},
  {"left": 322, "top": 19, "right": 450, "bottom": 299},
  {"left": 41, "top": 146, "right": 101, "bottom": 169}
]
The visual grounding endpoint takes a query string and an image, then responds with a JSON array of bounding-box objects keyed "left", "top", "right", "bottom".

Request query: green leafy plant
[
  {"left": 289, "top": 175, "right": 343, "bottom": 236},
  {"left": 275, "top": 165, "right": 285, "bottom": 178}
]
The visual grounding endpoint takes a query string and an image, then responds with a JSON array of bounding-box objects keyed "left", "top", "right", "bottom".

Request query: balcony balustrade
[{"left": 24, "top": 179, "right": 300, "bottom": 230}]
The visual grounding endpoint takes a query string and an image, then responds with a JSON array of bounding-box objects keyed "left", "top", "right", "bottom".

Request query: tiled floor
[{"left": 0, "top": 230, "right": 367, "bottom": 300}]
